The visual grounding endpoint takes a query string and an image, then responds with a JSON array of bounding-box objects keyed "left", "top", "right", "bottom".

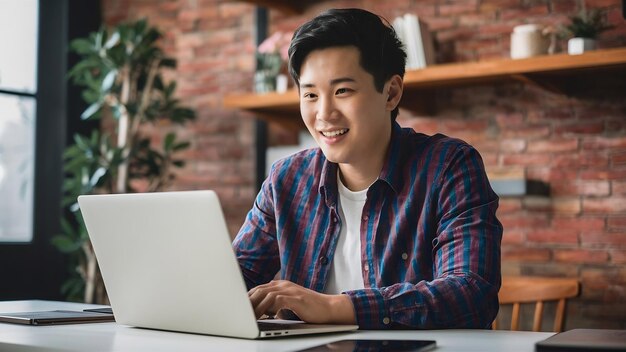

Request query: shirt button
[
  {"left": 401, "top": 252, "right": 408, "bottom": 260},
  {"left": 362, "top": 215, "right": 369, "bottom": 221},
  {"left": 332, "top": 216, "right": 337, "bottom": 223},
  {"left": 363, "top": 265, "right": 369, "bottom": 272},
  {"left": 382, "top": 317, "right": 390, "bottom": 325},
  {"left": 320, "top": 256, "right": 329, "bottom": 265}
]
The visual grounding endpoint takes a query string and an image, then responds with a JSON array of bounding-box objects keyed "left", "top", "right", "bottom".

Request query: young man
[{"left": 233, "top": 8, "right": 502, "bottom": 329}]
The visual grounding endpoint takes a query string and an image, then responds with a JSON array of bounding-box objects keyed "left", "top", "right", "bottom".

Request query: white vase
[
  {"left": 510, "top": 24, "right": 552, "bottom": 59},
  {"left": 567, "top": 37, "right": 597, "bottom": 55}
]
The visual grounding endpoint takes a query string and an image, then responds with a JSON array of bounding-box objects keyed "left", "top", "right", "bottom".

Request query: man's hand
[{"left": 248, "top": 280, "right": 357, "bottom": 324}]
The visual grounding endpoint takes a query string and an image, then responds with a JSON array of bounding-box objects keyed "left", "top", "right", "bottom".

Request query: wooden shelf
[
  {"left": 402, "top": 47, "right": 626, "bottom": 88},
  {"left": 223, "top": 47, "right": 626, "bottom": 124}
]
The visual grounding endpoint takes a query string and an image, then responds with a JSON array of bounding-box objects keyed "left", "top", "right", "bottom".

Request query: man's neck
[
  {"left": 337, "top": 165, "right": 376, "bottom": 191},
  {"left": 338, "top": 129, "right": 392, "bottom": 192}
]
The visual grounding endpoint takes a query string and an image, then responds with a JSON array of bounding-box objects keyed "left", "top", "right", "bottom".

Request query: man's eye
[
  {"left": 336, "top": 88, "right": 351, "bottom": 95},
  {"left": 303, "top": 92, "right": 317, "bottom": 99}
]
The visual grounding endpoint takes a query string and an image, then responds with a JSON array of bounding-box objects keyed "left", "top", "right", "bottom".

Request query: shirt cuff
[{"left": 344, "top": 288, "right": 392, "bottom": 329}]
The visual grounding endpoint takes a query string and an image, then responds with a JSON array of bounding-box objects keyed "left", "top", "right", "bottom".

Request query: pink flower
[{"left": 258, "top": 31, "right": 292, "bottom": 61}]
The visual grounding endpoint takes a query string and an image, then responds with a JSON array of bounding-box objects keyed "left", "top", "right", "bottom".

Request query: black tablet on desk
[
  {"left": 0, "top": 310, "right": 115, "bottom": 325},
  {"left": 296, "top": 339, "right": 436, "bottom": 352},
  {"left": 536, "top": 329, "right": 626, "bottom": 352}
]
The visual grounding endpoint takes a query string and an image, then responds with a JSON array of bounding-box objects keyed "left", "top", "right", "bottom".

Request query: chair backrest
[{"left": 493, "top": 276, "right": 579, "bottom": 332}]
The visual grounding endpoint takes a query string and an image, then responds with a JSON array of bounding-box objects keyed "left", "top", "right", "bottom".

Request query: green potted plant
[
  {"left": 255, "top": 31, "right": 291, "bottom": 93},
  {"left": 564, "top": 8, "right": 614, "bottom": 55},
  {"left": 52, "top": 19, "right": 195, "bottom": 303}
]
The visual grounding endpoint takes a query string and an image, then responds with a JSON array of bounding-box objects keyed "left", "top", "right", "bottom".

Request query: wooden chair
[{"left": 493, "top": 276, "right": 579, "bottom": 332}]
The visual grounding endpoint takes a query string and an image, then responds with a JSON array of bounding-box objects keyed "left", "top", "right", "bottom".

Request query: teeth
[{"left": 321, "top": 129, "right": 348, "bottom": 137}]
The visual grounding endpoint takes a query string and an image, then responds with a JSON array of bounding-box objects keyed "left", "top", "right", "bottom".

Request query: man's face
[{"left": 298, "top": 46, "right": 392, "bottom": 166}]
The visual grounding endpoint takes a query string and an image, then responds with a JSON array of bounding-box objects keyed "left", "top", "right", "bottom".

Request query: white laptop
[{"left": 77, "top": 190, "right": 358, "bottom": 339}]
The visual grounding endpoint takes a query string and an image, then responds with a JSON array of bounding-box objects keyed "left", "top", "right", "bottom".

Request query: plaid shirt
[{"left": 233, "top": 122, "right": 502, "bottom": 329}]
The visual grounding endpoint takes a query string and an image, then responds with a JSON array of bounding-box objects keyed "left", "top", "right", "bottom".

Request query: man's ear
[{"left": 385, "top": 75, "right": 403, "bottom": 111}]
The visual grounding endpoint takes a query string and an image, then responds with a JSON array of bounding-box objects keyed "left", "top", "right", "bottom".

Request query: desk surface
[{"left": 0, "top": 300, "right": 553, "bottom": 352}]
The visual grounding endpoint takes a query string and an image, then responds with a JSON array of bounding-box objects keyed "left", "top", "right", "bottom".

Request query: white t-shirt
[{"left": 324, "top": 173, "right": 367, "bottom": 294}]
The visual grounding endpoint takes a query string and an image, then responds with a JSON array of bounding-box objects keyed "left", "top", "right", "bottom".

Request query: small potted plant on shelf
[
  {"left": 563, "top": 8, "right": 614, "bottom": 55},
  {"left": 255, "top": 31, "right": 292, "bottom": 93}
]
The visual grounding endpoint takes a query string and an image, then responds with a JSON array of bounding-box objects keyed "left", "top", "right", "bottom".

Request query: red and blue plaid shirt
[{"left": 233, "top": 122, "right": 502, "bottom": 329}]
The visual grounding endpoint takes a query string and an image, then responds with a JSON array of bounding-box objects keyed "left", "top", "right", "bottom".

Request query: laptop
[
  {"left": 77, "top": 191, "right": 357, "bottom": 339},
  {"left": 536, "top": 329, "right": 626, "bottom": 351}
]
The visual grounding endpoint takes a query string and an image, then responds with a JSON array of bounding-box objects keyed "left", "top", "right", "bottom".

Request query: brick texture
[{"left": 101, "top": 0, "right": 626, "bottom": 330}]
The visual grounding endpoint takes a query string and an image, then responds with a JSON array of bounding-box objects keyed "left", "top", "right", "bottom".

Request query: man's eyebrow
[
  {"left": 300, "top": 77, "right": 356, "bottom": 88},
  {"left": 330, "top": 77, "right": 356, "bottom": 85}
]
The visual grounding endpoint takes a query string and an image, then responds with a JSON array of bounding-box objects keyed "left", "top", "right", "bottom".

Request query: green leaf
[
  {"left": 73, "top": 134, "right": 90, "bottom": 150},
  {"left": 90, "top": 130, "right": 100, "bottom": 146},
  {"left": 81, "top": 101, "right": 102, "bottom": 120},
  {"left": 81, "top": 89, "right": 100, "bottom": 104},
  {"left": 116, "top": 25, "right": 130, "bottom": 46},
  {"left": 104, "top": 31, "right": 120, "bottom": 49},
  {"left": 165, "top": 81, "right": 176, "bottom": 96},
  {"left": 70, "top": 202, "right": 80, "bottom": 213},
  {"left": 153, "top": 76, "right": 164, "bottom": 90},
  {"left": 89, "top": 167, "right": 107, "bottom": 187},
  {"left": 107, "top": 44, "right": 127, "bottom": 67},
  {"left": 160, "top": 58, "right": 176, "bottom": 68},
  {"left": 170, "top": 107, "right": 195, "bottom": 123},
  {"left": 101, "top": 69, "right": 117, "bottom": 92},
  {"left": 67, "top": 58, "right": 99, "bottom": 81},
  {"left": 70, "top": 38, "right": 94, "bottom": 55},
  {"left": 63, "top": 145, "right": 82, "bottom": 159},
  {"left": 64, "top": 156, "right": 91, "bottom": 174},
  {"left": 60, "top": 218, "right": 77, "bottom": 238},
  {"left": 94, "top": 30, "right": 104, "bottom": 50},
  {"left": 61, "top": 276, "right": 85, "bottom": 299},
  {"left": 134, "top": 18, "right": 148, "bottom": 37},
  {"left": 51, "top": 235, "right": 82, "bottom": 253},
  {"left": 173, "top": 141, "right": 190, "bottom": 151},
  {"left": 163, "top": 133, "right": 176, "bottom": 151},
  {"left": 62, "top": 197, "right": 78, "bottom": 209}
]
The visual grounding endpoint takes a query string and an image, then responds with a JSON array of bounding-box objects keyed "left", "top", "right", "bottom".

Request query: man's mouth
[{"left": 320, "top": 129, "right": 349, "bottom": 137}]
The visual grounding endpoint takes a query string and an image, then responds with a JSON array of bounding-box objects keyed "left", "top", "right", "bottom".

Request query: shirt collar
[
  {"left": 378, "top": 121, "right": 404, "bottom": 194},
  {"left": 319, "top": 121, "right": 404, "bottom": 207}
]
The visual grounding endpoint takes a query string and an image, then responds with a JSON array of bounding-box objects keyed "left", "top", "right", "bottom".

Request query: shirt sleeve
[
  {"left": 344, "top": 144, "right": 503, "bottom": 329},
  {"left": 232, "top": 175, "right": 281, "bottom": 291}
]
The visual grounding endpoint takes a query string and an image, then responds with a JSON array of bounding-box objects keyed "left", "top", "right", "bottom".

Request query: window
[{"left": 0, "top": 0, "right": 39, "bottom": 242}]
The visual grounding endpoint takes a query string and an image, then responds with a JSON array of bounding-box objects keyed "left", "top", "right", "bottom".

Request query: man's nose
[{"left": 316, "top": 96, "right": 338, "bottom": 122}]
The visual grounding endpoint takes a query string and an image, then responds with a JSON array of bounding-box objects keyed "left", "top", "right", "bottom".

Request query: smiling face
[{"left": 299, "top": 46, "right": 398, "bottom": 177}]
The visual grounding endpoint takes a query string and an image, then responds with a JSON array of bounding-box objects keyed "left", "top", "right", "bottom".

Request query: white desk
[{"left": 0, "top": 300, "right": 553, "bottom": 352}]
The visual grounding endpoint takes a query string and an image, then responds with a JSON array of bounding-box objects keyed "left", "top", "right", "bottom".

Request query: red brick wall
[
  {"left": 100, "top": 0, "right": 626, "bottom": 329},
  {"left": 102, "top": 0, "right": 258, "bottom": 236}
]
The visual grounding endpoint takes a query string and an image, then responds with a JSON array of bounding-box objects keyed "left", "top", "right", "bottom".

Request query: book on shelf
[{"left": 392, "top": 13, "right": 435, "bottom": 70}]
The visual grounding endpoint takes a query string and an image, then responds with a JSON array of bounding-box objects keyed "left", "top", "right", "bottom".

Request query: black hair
[{"left": 288, "top": 8, "right": 407, "bottom": 120}]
